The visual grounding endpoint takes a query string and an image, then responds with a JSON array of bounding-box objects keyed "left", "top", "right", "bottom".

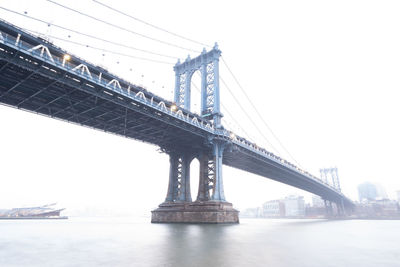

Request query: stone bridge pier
[{"left": 151, "top": 141, "right": 239, "bottom": 223}]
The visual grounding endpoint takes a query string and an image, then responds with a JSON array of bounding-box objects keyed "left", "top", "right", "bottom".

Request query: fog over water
[{"left": 1, "top": 217, "right": 399, "bottom": 267}]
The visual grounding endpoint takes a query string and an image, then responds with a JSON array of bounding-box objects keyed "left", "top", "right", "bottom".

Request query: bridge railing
[{"left": 0, "top": 26, "right": 217, "bottom": 134}]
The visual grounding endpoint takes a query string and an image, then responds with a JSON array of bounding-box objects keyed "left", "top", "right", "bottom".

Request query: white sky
[{"left": 0, "top": 0, "right": 399, "bottom": 215}]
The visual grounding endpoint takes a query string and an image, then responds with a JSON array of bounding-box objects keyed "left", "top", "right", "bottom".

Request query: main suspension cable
[
  {"left": 92, "top": 0, "right": 211, "bottom": 48},
  {"left": 25, "top": 29, "right": 174, "bottom": 64},
  {"left": 46, "top": 0, "right": 200, "bottom": 53},
  {"left": 0, "top": 6, "right": 179, "bottom": 60},
  {"left": 220, "top": 75, "right": 280, "bottom": 154},
  {"left": 190, "top": 74, "right": 256, "bottom": 142},
  {"left": 221, "top": 57, "right": 302, "bottom": 166}
]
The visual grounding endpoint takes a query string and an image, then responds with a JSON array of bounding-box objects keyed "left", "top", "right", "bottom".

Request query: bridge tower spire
[{"left": 173, "top": 43, "right": 223, "bottom": 128}]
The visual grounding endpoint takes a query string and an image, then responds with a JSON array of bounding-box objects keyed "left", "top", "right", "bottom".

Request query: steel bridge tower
[
  {"left": 320, "top": 167, "right": 345, "bottom": 216},
  {"left": 320, "top": 167, "right": 341, "bottom": 192},
  {"left": 151, "top": 44, "right": 239, "bottom": 223}
]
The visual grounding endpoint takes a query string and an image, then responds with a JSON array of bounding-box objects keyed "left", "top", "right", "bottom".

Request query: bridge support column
[
  {"left": 211, "top": 141, "right": 226, "bottom": 201},
  {"left": 152, "top": 142, "right": 238, "bottom": 224},
  {"left": 324, "top": 200, "right": 333, "bottom": 218},
  {"left": 196, "top": 152, "right": 213, "bottom": 201},
  {"left": 339, "top": 198, "right": 346, "bottom": 216},
  {"left": 163, "top": 152, "right": 193, "bottom": 203}
]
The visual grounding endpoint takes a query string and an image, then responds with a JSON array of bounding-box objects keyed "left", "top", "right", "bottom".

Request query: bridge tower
[
  {"left": 173, "top": 43, "right": 223, "bottom": 128},
  {"left": 320, "top": 167, "right": 345, "bottom": 217},
  {"left": 320, "top": 167, "right": 341, "bottom": 192},
  {"left": 151, "top": 44, "right": 238, "bottom": 223}
]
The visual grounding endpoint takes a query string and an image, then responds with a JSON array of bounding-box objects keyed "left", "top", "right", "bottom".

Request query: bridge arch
[{"left": 187, "top": 69, "right": 202, "bottom": 114}]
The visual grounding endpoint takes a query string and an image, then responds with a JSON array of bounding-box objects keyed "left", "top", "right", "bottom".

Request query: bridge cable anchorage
[
  {"left": 191, "top": 74, "right": 256, "bottom": 142},
  {"left": 45, "top": 0, "right": 201, "bottom": 53},
  {"left": 24, "top": 29, "right": 174, "bottom": 65},
  {"left": 219, "top": 75, "right": 280, "bottom": 154},
  {"left": 92, "top": 0, "right": 211, "bottom": 48},
  {"left": 221, "top": 57, "right": 302, "bottom": 167},
  {"left": 0, "top": 6, "right": 179, "bottom": 60}
]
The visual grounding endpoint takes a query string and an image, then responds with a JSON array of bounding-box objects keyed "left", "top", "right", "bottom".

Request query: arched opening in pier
[{"left": 190, "top": 157, "right": 200, "bottom": 201}]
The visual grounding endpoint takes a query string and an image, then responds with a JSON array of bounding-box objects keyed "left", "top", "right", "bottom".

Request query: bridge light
[
  {"left": 62, "top": 54, "right": 71, "bottom": 67},
  {"left": 229, "top": 132, "right": 235, "bottom": 139},
  {"left": 170, "top": 104, "right": 177, "bottom": 112}
]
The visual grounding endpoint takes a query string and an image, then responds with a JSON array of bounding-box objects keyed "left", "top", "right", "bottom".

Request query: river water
[{"left": 0, "top": 217, "right": 399, "bottom": 267}]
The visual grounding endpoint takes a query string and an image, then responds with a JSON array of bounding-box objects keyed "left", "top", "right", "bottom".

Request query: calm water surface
[{"left": 0, "top": 217, "right": 399, "bottom": 267}]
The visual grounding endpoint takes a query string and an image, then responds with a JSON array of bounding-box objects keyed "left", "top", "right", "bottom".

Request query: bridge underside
[
  {"left": 0, "top": 54, "right": 206, "bottom": 151},
  {"left": 224, "top": 148, "right": 354, "bottom": 208}
]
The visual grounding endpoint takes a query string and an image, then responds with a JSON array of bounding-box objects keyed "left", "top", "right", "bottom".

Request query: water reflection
[
  {"left": 0, "top": 218, "right": 399, "bottom": 267},
  {"left": 156, "top": 224, "right": 235, "bottom": 266}
]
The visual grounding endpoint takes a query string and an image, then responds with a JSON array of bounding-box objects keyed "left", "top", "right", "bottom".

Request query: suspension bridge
[{"left": 0, "top": 15, "right": 354, "bottom": 223}]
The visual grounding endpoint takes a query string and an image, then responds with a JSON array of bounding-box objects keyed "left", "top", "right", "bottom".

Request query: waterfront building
[
  {"left": 284, "top": 195, "right": 305, "bottom": 217},
  {"left": 262, "top": 200, "right": 285, "bottom": 218},
  {"left": 354, "top": 199, "right": 400, "bottom": 218},
  {"left": 305, "top": 204, "right": 326, "bottom": 218},
  {"left": 0, "top": 203, "right": 66, "bottom": 219},
  {"left": 241, "top": 207, "right": 262, "bottom": 218}
]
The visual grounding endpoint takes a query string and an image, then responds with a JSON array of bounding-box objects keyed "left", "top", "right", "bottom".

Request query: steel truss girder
[
  {"left": 0, "top": 52, "right": 210, "bottom": 149},
  {"left": 0, "top": 57, "right": 45, "bottom": 100},
  {"left": 224, "top": 146, "right": 350, "bottom": 205},
  {"left": 51, "top": 88, "right": 95, "bottom": 118},
  {"left": 33, "top": 87, "right": 81, "bottom": 113},
  {"left": 16, "top": 70, "right": 68, "bottom": 108}
]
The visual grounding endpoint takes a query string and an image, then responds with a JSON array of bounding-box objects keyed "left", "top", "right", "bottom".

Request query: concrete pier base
[{"left": 151, "top": 201, "right": 239, "bottom": 224}]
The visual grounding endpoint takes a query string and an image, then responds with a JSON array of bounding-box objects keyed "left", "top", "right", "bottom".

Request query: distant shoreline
[
  {"left": 0, "top": 216, "right": 68, "bottom": 220},
  {"left": 240, "top": 216, "right": 400, "bottom": 220}
]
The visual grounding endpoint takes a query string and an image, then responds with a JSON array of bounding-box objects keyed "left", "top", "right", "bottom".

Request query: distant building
[
  {"left": 358, "top": 182, "right": 388, "bottom": 202},
  {"left": 284, "top": 195, "right": 305, "bottom": 217},
  {"left": 375, "top": 184, "right": 388, "bottom": 199},
  {"left": 358, "top": 182, "right": 378, "bottom": 202},
  {"left": 0, "top": 203, "right": 66, "bottom": 218},
  {"left": 241, "top": 207, "right": 262, "bottom": 218},
  {"left": 305, "top": 204, "right": 326, "bottom": 218},
  {"left": 262, "top": 200, "right": 285, "bottom": 218},
  {"left": 354, "top": 199, "right": 400, "bottom": 218},
  {"left": 312, "top": 195, "right": 325, "bottom": 207}
]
